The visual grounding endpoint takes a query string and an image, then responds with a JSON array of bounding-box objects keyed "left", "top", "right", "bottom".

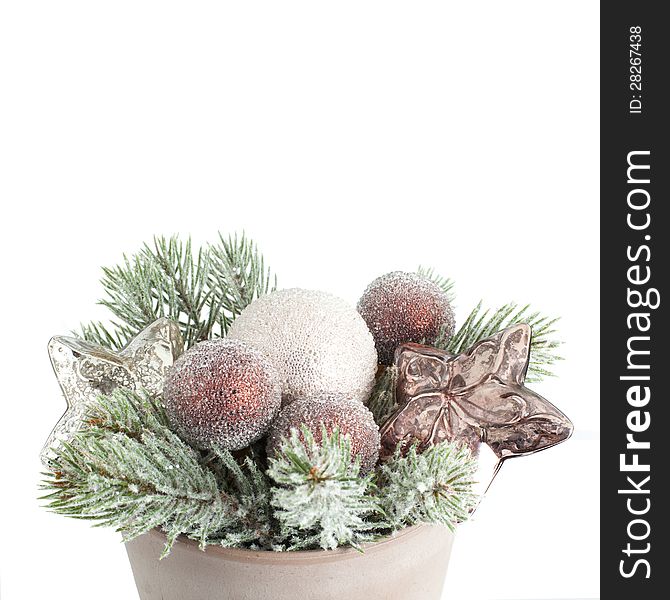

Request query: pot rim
[{"left": 142, "top": 524, "right": 443, "bottom": 565}]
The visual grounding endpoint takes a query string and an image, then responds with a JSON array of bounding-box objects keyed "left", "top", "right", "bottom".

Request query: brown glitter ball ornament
[
  {"left": 357, "top": 271, "right": 455, "bottom": 365},
  {"left": 163, "top": 339, "right": 281, "bottom": 451},
  {"left": 266, "top": 394, "right": 380, "bottom": 473}
]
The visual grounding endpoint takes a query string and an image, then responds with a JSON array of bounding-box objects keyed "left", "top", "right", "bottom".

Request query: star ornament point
[
  {"left": 379, "top": 323, "right": 573, "bottom": 495},
  {"left": 41, "top": 318, "right": 184, "bottom": 466}
]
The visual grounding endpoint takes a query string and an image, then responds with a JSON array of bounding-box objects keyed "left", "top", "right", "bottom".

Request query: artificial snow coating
[
  {"left": 163, "top": 338, "right": 281, "bottom": 450},
  {"left": 228, "top": 288, "right": 378, "bottom": 405},
  {"left": 266, "top": 393, "right": 381, "bottom": 474},
  {"left": 357, "top": 271, "right": 455, "bottom": 365}
]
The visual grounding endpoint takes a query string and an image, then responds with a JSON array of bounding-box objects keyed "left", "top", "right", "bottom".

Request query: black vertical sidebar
[{"left": 601, "top": 2, "right": 668, "bottom": 598}]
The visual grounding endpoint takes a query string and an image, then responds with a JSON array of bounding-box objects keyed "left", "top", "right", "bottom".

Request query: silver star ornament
[{"left": 41, "top": 318, "right": 184, "bottom": 466}]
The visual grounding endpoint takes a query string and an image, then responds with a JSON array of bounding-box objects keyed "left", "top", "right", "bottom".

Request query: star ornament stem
[
  {"left": 379, "top": 323, "right": 573, "bottom": 496},
  {"left": 41, "top": 318, "right": 184, "bottom": 466}
]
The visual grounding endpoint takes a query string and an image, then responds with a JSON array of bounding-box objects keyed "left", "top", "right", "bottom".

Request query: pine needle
[
  {"left": 40, "top": 389, "right": 273, "bottom": 556},
  {"left": 78, "top": 233, "right": 275, "bottom": 349},
  {"left": 267, "top": 426, "right": 381, "bottom": 551},
  {"left": 376, "top": 443, "right": 478, "bottom": 531},
  {"left": 417, "top": 266, "right": 456, "bottom": 303},
  {"left": 367, "top": 366, "right": 398, "bottom": 425},
  {"left": 436, "top": 301, "right": 562, "bottom": 382}
]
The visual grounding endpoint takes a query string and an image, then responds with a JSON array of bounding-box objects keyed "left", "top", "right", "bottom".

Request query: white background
[{"left": 0, "top": 2, "right": 599, "bottom": 599}]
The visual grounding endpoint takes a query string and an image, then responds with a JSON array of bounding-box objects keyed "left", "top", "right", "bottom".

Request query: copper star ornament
[
  {"left": 379, "top": 323, "right": 573, "bottom": 496},
  {"left": 41, "top": 318, "right": 184, "bottom": 466}
]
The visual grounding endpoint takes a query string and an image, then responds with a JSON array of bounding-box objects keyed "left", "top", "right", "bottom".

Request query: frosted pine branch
[
  {"left": 417, "top": 266, "right": 456, "bottom": 303},
  {"left": 41, "top": 396, "right": 481, "bottom": 556},
  {"left": 368, "top": 365, "right": 398, "bottom": 425},
  {"left": 209, "top": 232, "right": 277, "bottom": 322},
  {"left": 436, "top": 301, "right": 562, "bottom": 382},
  {"left": 40, "top": 389, "right": 272, "bottom": 556},
  {"left": 79, "top": 233, "right": 275, "bottom": 349},
  {"left": 267, "top": 427, "right": 381, "bottom": 551},
  {"left": 376, "top": 442, "right": 478, "bottom": 531}
]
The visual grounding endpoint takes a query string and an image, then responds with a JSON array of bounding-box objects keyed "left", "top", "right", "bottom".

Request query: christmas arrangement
[{"left": 40, "top": 233, "right": 573, "bottom": 560}]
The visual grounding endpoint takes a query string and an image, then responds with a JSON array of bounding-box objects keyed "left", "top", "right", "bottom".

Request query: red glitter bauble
[
  {"left": 164, "top": 339, "right": 281, "bottom": 451},
  {"left": 266, "top": 394, "right": 380, "bottom": 473},
  {"left": 357, "top": 271, "right": 455, "bottom": 365}
]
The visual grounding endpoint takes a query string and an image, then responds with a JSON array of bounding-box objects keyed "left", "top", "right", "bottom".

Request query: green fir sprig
[
  {"left": 40, "top": 389, "right": 272, "bottom": 557},
  {"left": 436, "top": 301, "right": 562, "bottom": 382},
  {"left": 417, "top": 266, "right": 456, "bottom": 303},
  {"left": 41, "top": 390, "right": 479, "bottom": 556},
  {"left": 367, "top": 365, "right": 398, "bottom": 426},
  {"left": 79, "top": 233, "right": 275, "bottom": 349},
  {"left": 267, "top": 426, "right": 381, "bottom": 551},
  {"left": 377, "top": 443, "right": 478, "bottom": 531}
]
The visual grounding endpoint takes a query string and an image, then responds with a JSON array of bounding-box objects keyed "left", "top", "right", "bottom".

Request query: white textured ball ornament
[
  {"left": 266, "top": 394, "right": 381, "bottom": 473},
  {"left": 227, "top": 289, "right": 378, "bottom": 405},
  {"left": 163, "top": 339, "right": 281, "bottom": 451}
]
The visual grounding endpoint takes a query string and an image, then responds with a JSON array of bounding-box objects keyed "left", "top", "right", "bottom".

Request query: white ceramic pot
[{"left": 125, "top": 525, "right": 454, "bottom": 600}]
